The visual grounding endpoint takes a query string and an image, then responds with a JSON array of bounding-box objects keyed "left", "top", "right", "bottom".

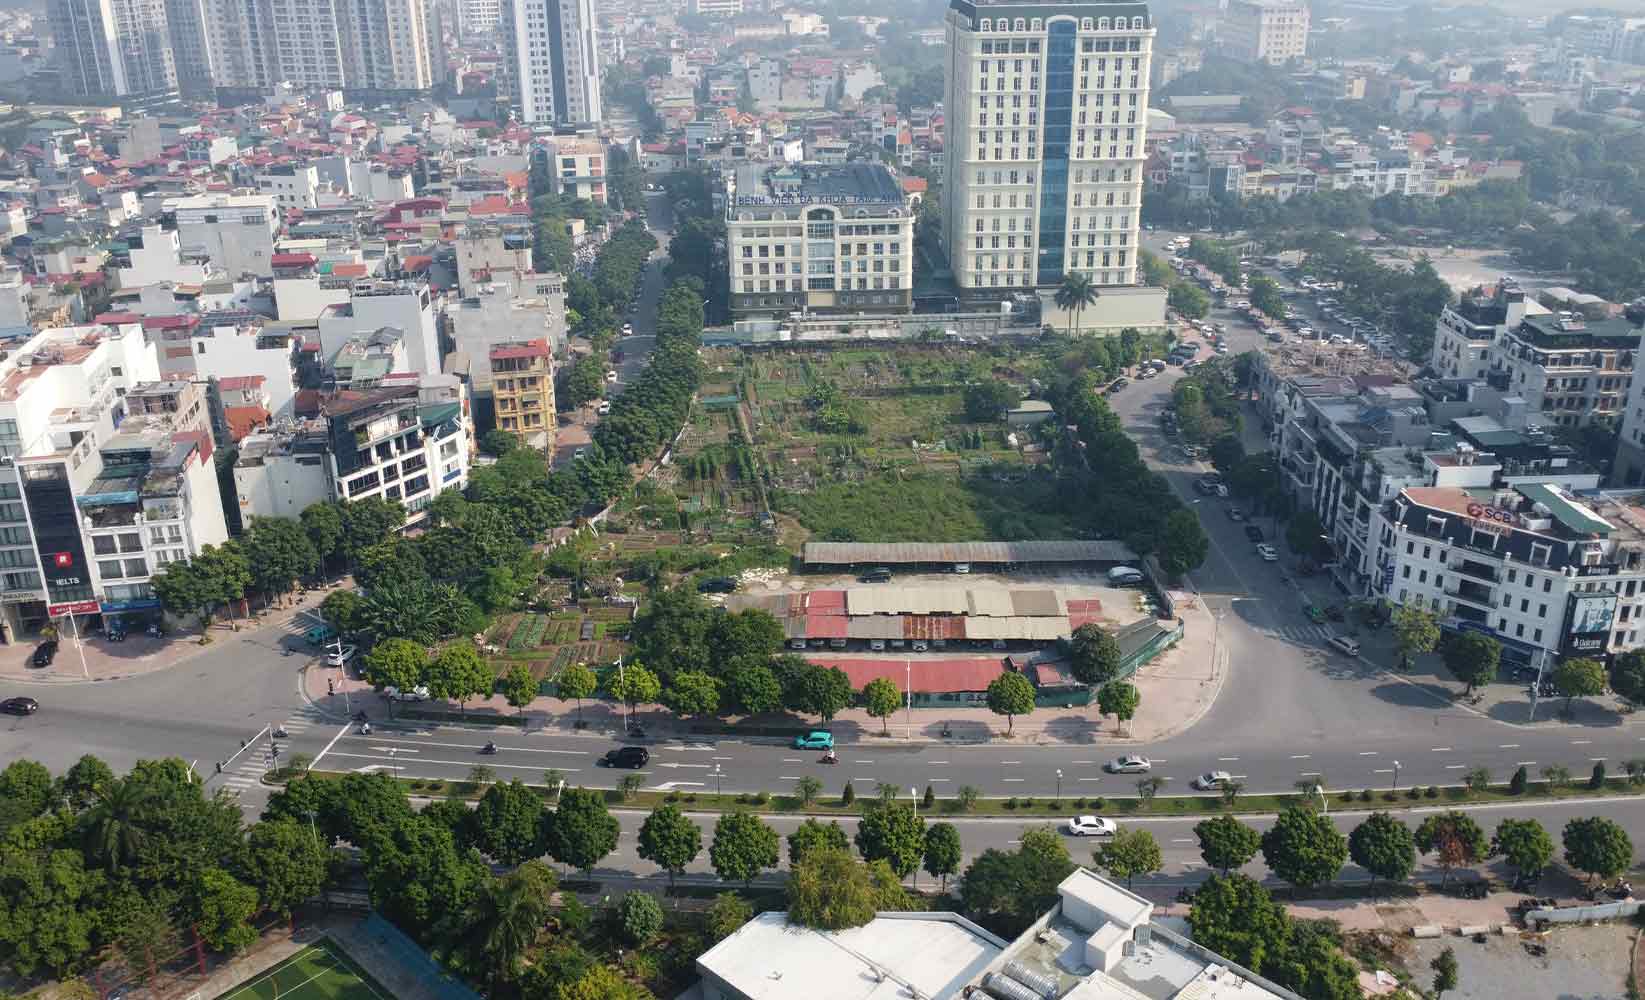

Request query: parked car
[
  {"left": 1, "top": 696, "right": 39, "bottom": 715},
  {"left": 1104, "top": 755, "right": 1152, "bottom": 774},
  {"left": 1327, "top": 635, "right": 1362, "bottom": 657},
  {"left": 1303, "top": 604, "right": 1327, "bottom": 624},
  {"left": 602, "top": 746, "right": 650, "bottom": 768},
  {"left": 31, "top": 640, "right": 58, "bottom": 667},
  {"left": 622, "top": 322, "right": 633, "bottom": 335},
  {"left": 326, "top": 644, "right": 358, "bottom": 667},
  {"left": 1256, "top": 543, "right": 1279, "bottom": 561},
  {"left": 858, "top": 567, "right": 893, "bottom": 583},
  {"left": 792, "top": 731, "right": 835, "bottom": 750},
  {"left": 597, "top": 401, "right": 612, "bottom": 415},
  {"left": 384, "top": 685, "right": 432, "bottom": 702},
  {"left": 305, "top": 624, "right": 338, "bottom": 646},
  {"left": 1065, "top": 815, "right": 1118, "bottom": 837},
  {"left": 605, "top": 370, "right": 619, "bottom": 383},
  {"left": 1107, "top": 566, "right": 1145, "bottom": 586},
  {"left": 1192, "top": 771, "right": 1234, "bottom": 791},
  {"left": 1243, "top": 525, "right": 1264, "bottom": 543},
  {"left": 1226, "top": 507, "right": 1246, "bottom": 522}
]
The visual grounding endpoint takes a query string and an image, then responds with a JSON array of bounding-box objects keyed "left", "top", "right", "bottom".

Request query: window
[{"left": 93, "top": 536, "right": 117, "bottom": 556}]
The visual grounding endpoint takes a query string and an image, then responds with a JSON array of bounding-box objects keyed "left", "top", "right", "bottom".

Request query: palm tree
[
  {"left": 1055, "top": 272, "right": 1100, "bottom": 336},
  {"left": 85, "top": 778, "right": 155, "bottom": 873},
  {"left": 457, "top": 861, "right": 556, "bottom": 987}
]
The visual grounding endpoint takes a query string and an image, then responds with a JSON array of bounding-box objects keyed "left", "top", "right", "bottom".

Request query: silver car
[{"left": 1104, "top": 755, "right": 1153, "bottom": 774}]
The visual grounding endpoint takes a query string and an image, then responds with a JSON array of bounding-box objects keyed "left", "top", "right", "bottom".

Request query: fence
[
  {"left": 358, "top": 914, "right": 484, "bottom": 1000},
  {"left": 1525, "top": 900, "right": 1641, "bottom": 925}
]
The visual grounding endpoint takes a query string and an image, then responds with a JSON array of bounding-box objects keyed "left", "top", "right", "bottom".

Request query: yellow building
[{"left": 489, "top": 339, "right": 555, "bottom": 452}]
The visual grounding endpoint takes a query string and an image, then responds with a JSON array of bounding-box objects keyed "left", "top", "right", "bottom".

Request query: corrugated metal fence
[{"left": 1526, "top": 900, "right": 1641, "bottom": 925}]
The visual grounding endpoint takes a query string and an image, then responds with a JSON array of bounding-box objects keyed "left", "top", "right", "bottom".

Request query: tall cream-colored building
[
  {"left": 204, "top": 0, "right": 440, "bottom": 91},
  {"left": 1220, "top": 0, "right": 1309, "bottom": 66},
  {"left": 942, "top": 0, "right": 1154, "bottom": 301}
]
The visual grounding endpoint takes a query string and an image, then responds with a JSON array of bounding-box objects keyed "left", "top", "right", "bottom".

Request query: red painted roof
[
  {"left": 488, "top": 338, "right": 551, "bottom": 360},
  {"left": 141, "top": 315, "right": 198, "bottom": 330},
  {"left": 217, "top": 375, "right": 266, "bottom": 390},
  {"left": 402, "top": 254, "right": 433, "bottom": 271},
  {"left": 223, "top": 404, "right": 270, "bottom": 441},
  {"left": 329, "top": 263, "right": 368, "bottom": 278},
  {"left": 813, "top": 656, "right": 1006, "bottom": 694},
  {"left": 271, "top": 252, "right": 316, "bottom": 268},
  {"left": 804, "top": 590, "right": 847, "bottom": 615},
  {"left": 802, "top": 615, "right": 849, "bottom": 639}
]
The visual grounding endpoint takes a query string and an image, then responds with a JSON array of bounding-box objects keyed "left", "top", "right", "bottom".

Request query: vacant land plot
[{"left": 214, "top": 940, "right": 390, "bottom": 1000}]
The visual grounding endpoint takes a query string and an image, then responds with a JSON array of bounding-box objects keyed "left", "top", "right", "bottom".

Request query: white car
[
  {"left": 383, "top": 684, "right": 431, "bottom": 702},
  {"left": 605, "top": 370, "right": 619, "bottom": 383},
  {"left": 1104, "top": 755, "right": 1152, "bottom": 774},
  {"left": 1256, "top": 543, "right": 1279, "bottom": 562},
  {"left": 1066, "top": 815, "right": 1119, "bottom": 837},
  {"left": 1327, "top": 635, "right": 1362, "bottom": 657},
  {"left": 622, "top": 322, "right": 633, "bottom": 335},
  {"left": 326, "top": 644, "right": 357, "bottom": 666},
  {"left": 597, "top": 400, "right": 612, "bottom": 415},
  {"left": 1193, "top": 770, "right": 1234, "bottom": 791}
]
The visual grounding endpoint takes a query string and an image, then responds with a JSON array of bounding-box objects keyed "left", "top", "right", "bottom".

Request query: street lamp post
[
  {"left": 1056, "top": 768, "right": 1063, "bottom": 801},
  {"left": 904, "top": 660, "right": 912, "bottom": 740},
  {"left": 388, "top": 747, "right": 400, "bottom": 781},
  {"left": 1314, "top": 783, "right": 1327, "bottom": 816},
  {"left": 713, "top": 763, "right": 723, "bottom": 798},
  {"left": 1391, "top": 760, "right": 1402, "bottom": 793},
  {"left": 910, "top": 786, "right": 918, "bottom": 817}
]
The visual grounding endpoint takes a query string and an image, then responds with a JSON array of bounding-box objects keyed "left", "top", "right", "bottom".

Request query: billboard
[{"left": 1565, "top": 593, "right": 1618, "bottom": 654}]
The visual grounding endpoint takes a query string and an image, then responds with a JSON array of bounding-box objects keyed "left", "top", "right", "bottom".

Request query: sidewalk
[
  {"left": 0, "top": 584, "right": 345, "bottom": 686},
  {"left": 302, "top": 591, "right": 1229, "bottom": 748}
]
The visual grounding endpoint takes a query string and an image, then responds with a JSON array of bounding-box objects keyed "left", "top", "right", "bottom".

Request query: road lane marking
[
  {"left": 1298, "top": 771, "right": 1321, "bottom": 777},
  {"left": 1001, "top": 760, "right": 1021, "bottom": 764},
  {"left": 1071, "top": 760, "right": 1094, "bottom": 765},
  {"left": 1591, "top": 757, "right": 1608, "bottom": 762},
  {"left": 1171, "top": 838, "right": 1194, "bottom": 843},
  {"left": 340, "top": 735, "right": 588, "bottom": 755},
  {"left": 779, "top": 775, "right": 801, "bottom": 780},
  {"left": 712, "top": 756, "right": 734, "bottom": 760},
  {"left": 1517, "top": 761, "right": 1537, "bottom": 766},
  {"left": 325, "top": 751, "right": 579, "bottom": 773},
  {"left": 1373, "top": 768, "right": 1394, "bottom": 773},
  {"left": 1571, "top": 740, "right": 1593, "bottom": 745},
  {"left": 929, "top": 760, "right": 949, "bottom": 765},
  {"left": 1358, "top": 751, "right": 1378, "bottom": 756},
  {"left": 1445, "top": 765, "right": 1466, "bottom": 770},
  {"left": 1291, "top": 754, "right": 1311, "bottom": 759},
  {"left": 1500, "top": 744, "right": 1520, "bottom": 749},
  {"left": 309, "top": 722, "right": 353, "bottom": 769},
  {"left": 1001, "top": 778, "right": 1025, "bottom": 782},
  {"left": 928, "top": 778, "right": 950, "bottom": 782},
  {"left": 782, "top": 758, "right": 802, "bottom": 762},
  {"left": 854, "top": 760, "right": 875, "bottom": 764},
  {"left": 1078, "top": 777, "right": 1104, "bottom": 782},
  {"left": 1431, "top": 747, "right": 1452, "bottom": 752},
  {"left": 852, "top": 776, "right": 875, "bottom": 782},
  {"left": 1218, "top": 757, "right": 1239, "bottom": 761}
]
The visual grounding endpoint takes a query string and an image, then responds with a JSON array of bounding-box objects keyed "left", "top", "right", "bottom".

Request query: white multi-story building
[
  {"left": 319, "top": 279, "right": 441, "bottom": 378},
  {"left": 543, "top": 137, "right": 607, "bottom": 204},
  {"left": 1219, "top": 0, "right": 1309, "bottom": 66},
  {"left": 256, "top": 164, "right": 324, "bottom": 209},
  {"left": 203, "top": 0, "right": 439, "bottom": 91},
  {"left": 49, "top": 0, "right": 178, "bottom": 96},
  {"left": 168, "top": 193, "right": 280, "bottom": 279},
  {"left": 233, "top": 380, "right": 469, "bottom": 524},
  {"left": 694, "top": 0, "right": 741, "bottom": 14},
  {"left": 461, "top": 0, "right": 501, "bottom": 35},
  {"left": 942, "top": 0, "right": 1153, "bottom": 302},
  {"left": 501, "top": 0, "right": 601, "bottom": 124},
  {"left": 726, "top": 162, "right": 915, "bottom": 320}
]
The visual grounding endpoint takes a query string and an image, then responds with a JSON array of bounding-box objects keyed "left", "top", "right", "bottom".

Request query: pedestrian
[{"left": 328, "top": 678, "right": 335, "bottom": 696}]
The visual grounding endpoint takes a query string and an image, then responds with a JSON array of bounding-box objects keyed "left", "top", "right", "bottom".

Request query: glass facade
[{"left": 1035, "top": 19, "right": 1076, "bottom": 286}]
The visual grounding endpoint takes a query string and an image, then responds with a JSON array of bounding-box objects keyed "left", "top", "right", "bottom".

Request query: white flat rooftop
[{"left": 696, "top": 911, "right": 1004, "bottom": 1000}]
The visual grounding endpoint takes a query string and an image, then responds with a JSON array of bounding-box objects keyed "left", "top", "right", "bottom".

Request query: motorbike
[
  {"left": 479, "top": 742, "right": 498, "bottom": 755},
  {"left": 145, "top": 622, "right": 164, "bottom": 638},
  {"left": 819, "top": 753, "right": 838, "bottom": 765},
  {"left": 106, "top": 626, "right": 128, "bottom": 642},
  {"left": 358, "top": 722, "right": 372, "bottom": 735},
  {"left": 272, "top": 725, "right": 289, "bottom": 739}
]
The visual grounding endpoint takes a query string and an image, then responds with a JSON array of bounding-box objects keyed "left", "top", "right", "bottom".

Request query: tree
[
  {"left": 1610, "top": 648, "right": 1645, "bottom": 706},
  {"left": 1158, "top": 508, "right": 1210, "bottom": 577},
  {"left": 553, "top": 964, "right": 654, "bottom": 1000},
  {"left": 1415, "top": 811, "right": 1490, "bottom": 886},
  {"left": 923, "top": 822, "right": 962, "bottom": 892},
  {"left": 1261, "top": 805, "right": 1348, "bottom": 891},
  {"left": 1284, "top": 510, "right": 1329, "bottom": 560},
  {"left": 1442, "top": 631, "right": 1500, "bottom": 696},
  {"left": 320, "top": 589, "right": 365, "bottom": 635},
  {"left": 1562, "top": 816, "right": 1633, "bottom": 883},
  {"left": 1168, "top": 281, "right": 1210, "bottom": 319},
  {"left": 1431, "top": 947, "right": 1459, "bottom": 999},
  {"left": 480, "top": 428, "right": 520, "bottom": 456},
  {"left": 1390, "top": 602, "right": 1440, "bottom": 671},
  {"left": 1194, "top": 814, "right": 1260, "bottom": 875},
  {"left": 861, "top": 677, "right": 901, "bottom": 736},
  {"left": 786, "top": 847, "right": 878, "bottom": 931},
  {"left": 1552, "top": 657, "right": 1607, "bottom": 715},
  {"left": 1247, "top": 274, "right": 1285, "bottom": 318},
  {"left": 794, "top": 775, "right": 824, "bottom": 807},
  {"left": 728, "top": 663, "right": 783, "bottom": 716},
  {"left": 963, "top": 380, "right": 1023, "bottom": 422},
  {"left": 607, "top": 663, "right": 662, "bottom": 723},
  {"left": 705, "top": 892, "right": 753, "bottom": 943},
  {"left": 788, "top": 818, "right": 850, "bottom": 867},
  {"left": 1096, "top": 682, "right": 1140, "bottom": 735},
  {"left": 1492, "top": 818, "right": 1554, "bottom": 886},
  {"left": 1185, "top": 874, "right": 1290, "bottom": 975},
  {"left": 854, "top": 801, "right": 926, "bottom": 879},
  {"left": 470, "top": 780, "right": 546, "bottom": 865},
  {"left": 501, "top": 663, "right": 538, "bottom": 716},
  {"left": 556, "top": 663, "right": 598, "bottom": 723},
  {"left": 636, "top": 804, "right": 701, "bottom": 889},
  {"left": 58, "top": 754, "right": 113, "bottom": 813},
  {"left": 710, "top": 811, "right": 780, "bottom": 885},
  {"left": 191, "top": 867, "right": 259, "bottom": 953},
  {"left": 243, "top": 517, "right": 320, "bottom": 602},
  {"left": 663, "top": 670, "right": 722, "bottom": 717},
  {"left": 0, "top": 759, "right": 55, "bottom": 834},
  {"left": 1055, "top": 271, "right": 1100, "bottom": 335},
  {"left": 427, "top": 643, "right": 495, "bottom": 717},
  {"left": 455, "top": 861, "right": 557, "bottom": 987},
  {"left": 985, "top": 672, "right": 1036, "bottom": 734},
  {"left": 301, "top": 501, "right": 345, "bottom": 568},
  {"left": 1347, "top": 812, "right": 1415, "bottom": 888},
  {"left": 785, "top": 662, "right": 853, "bottom": 722},
  {"left": 1067, "top": 623, "right": 1123, "bottom": 686},
  {"left": 959, "top": 828, "right": 1076, "bottom": 939},
  {"left": 1093, "top": 828, "right": 1162, "bottom": 888},
  {"left": 338, "top": 497, "right": 406, "bottom": 565},
  {"left": 240, "top": 819, "right": 329, "bottom": 917},
  {"left": 363, "top": 638, "right": 429, "bottom": 713},
  {"left": 543, "top": 788, "right": 619, "bottom": 876},
  {"left": 84, "top": 776, "right": 156, "bottom": 873},
  {"left": 0, "top": 845, "right": 103, "bottom": 977},
  {"left": 616, "top": 891, "right": 664, "bottom": 946}
]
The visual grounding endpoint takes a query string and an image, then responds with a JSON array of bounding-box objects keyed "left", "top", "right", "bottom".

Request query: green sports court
[{"left": 211, "top": 939, "right": 392, "bottom": 1000}]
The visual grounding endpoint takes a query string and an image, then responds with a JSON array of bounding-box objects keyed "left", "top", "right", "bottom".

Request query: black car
[
  {"left": 697, "top": 577, "right": 738, "bottom": 594},
  {"left": 1, "top": 696, "right": 39, "bottom": 715},
  {"left": 1244, "top": 525, "right": 1265, "bottom": 543},
  {"left": 858, "top": 567, "right": 893, "bottom": 583},
  {"left": 31, "top": 640, "right": 58, "bottom": 667},
  {"left": 602, "top": 746, "right": 650, "bottom": 769}
]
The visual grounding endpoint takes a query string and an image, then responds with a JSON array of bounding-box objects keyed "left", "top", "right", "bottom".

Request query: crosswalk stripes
[{"left": 1263, "top": 624, "right": 1337, "bottom": 643}]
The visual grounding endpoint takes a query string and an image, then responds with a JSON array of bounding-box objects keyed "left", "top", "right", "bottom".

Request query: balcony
[
  {"left": 1444, "top": 578, "right": 1496, "bottom": 608},
  {"left": 1451, "top": 602, "right": 1490, "bottom": 626},
  {"left": 1450, "top": 559, "right": 1499, "bottom": 583}
]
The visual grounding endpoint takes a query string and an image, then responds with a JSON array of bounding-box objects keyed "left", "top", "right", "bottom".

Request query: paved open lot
[{"left": 1405, "top": 923, "right": 1634, "bottom": 1000}]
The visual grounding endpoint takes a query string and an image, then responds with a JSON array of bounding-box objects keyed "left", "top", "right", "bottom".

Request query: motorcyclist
[
  {"left": 482, "top": 741, "right": 497, "bottom": 754},
  {"left": 822, "top": 748, "right": 838, "bottom": 764},
  {"left": 359, "top": 721, "right": 372, "bottom": 735}
]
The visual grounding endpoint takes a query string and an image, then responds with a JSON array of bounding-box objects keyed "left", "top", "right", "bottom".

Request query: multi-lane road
[{"left": 1, "top": 224, "right": 1641, "bottom": 885}]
